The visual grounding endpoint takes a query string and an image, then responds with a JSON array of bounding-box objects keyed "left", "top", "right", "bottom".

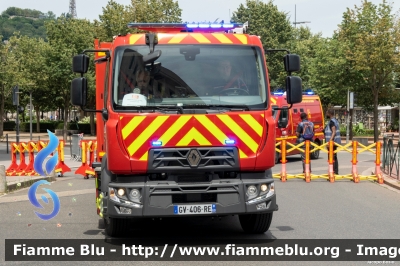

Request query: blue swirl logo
[
  {"left": 28, "top": 180, "right": 60, "bottom": 220},
  {"left": 34, "top": 130, "right": 59, "bottom": 176}
]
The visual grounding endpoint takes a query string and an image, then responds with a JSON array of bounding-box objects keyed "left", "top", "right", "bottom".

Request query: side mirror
[
  {"left": 72, "top": 54, "right": 90, "bottom": 73},
  {"left": 278, "top": 117, "right": 288, "bottom": 128},
  {"left": 71, "top": 77, "right": 87, "bottom": 106},
  {"left": 286, "top": 76, "right": 302, "bottom": 104},
  {"left": 284, "top": 54, "right": 300, "bottom": 73},
  {"left": 143, "top": 50, "right": 162, "bottom": 64}
]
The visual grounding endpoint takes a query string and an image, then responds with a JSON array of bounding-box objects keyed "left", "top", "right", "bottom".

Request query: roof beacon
[{"left": 127, "top": 22, "right": 247, "bottom": 33}]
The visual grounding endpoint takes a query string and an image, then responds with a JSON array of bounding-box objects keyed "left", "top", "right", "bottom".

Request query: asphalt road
[{"left": 0, "top": 151, "right": 399, "bottom": 266}]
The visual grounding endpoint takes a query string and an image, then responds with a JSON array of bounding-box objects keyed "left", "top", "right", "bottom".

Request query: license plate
[{"left": 173, "top": 204, "right": 216, "bottom": 215}]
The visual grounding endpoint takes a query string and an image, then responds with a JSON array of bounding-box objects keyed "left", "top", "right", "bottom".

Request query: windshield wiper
[
  {"left": 180, "top": 104, "right": 250, "bottom": 111},
  {"left": 206, "top": 104, "right": 250, "bottom": 111},
  {"left": 116, "top": 105, "right": 184, "bottom": 113}
]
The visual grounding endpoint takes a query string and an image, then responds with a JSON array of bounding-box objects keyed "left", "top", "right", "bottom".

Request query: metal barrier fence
[
  {"left": 5, "top": 139, "right": 96, "bottom": 179},
  {"left": 274, "top": 137, "right": 383, "bottom": 184},
  {"left": 382, "top": 134, "right": 400, "bottom": 180}
]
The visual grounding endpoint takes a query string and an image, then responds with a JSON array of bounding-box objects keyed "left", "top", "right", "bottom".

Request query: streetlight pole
[
  {"left": 29, "top": 91, "right": 32, "bottom": 141},
  {"left": 293, "top": 4, "right": 311, "bottom": 27}
]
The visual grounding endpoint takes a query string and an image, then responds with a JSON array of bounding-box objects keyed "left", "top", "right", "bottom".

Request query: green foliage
[
  {"left": 56, "top": 122, "right": 64, "bottom": 130},
  {"left": 336, "top": 1, "right": 400, "bottom": 141},
  {"left": 3, "top": 121, "right": 16, "bottom": 131},
  {"left": 94, "top": 0, "right": 182, "bottom": 42},
  {"left": 0, "top": 8, "right": 51, "bottom": 41},
  {"left": 232, "top": 0, "right": 293, "bottom": 88},
  {"left": 19, "top": 121, "right": 58, "bottom": 132},
  {"left": 2, "top": 7, "right": 43, "bottom": 18},
  {"left": 78, "top": 116, "right": 95, "bottom": 123}
]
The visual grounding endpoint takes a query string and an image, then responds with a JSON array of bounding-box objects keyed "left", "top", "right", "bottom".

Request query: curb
[
  {"left": 6, "top": 176, "right": 57, "bottom": 193},
  {"left": 382, "top": 175, "right": 400, "bottom": 191}
]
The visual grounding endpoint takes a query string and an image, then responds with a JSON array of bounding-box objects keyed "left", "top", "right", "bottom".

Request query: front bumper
[{"left": 104, "top": 172, "right": 277, "bottom": 218}]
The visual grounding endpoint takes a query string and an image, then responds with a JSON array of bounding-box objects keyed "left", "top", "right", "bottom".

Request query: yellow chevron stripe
[
  {"left": 139, "top": 151, "right": 148, "bottom": 161},
  {"left": 270, "top": 97, "right": 277, "bottom": 104},
  {"left": 177, "top": 127, "right": 211, "bottom": 146},
  {"left": 212, "top": 33, "right": 233, "bottom": 44},
  {"left": 120, "top": 116, "right": 123, "bottom": 120},
  {"left": 195, "top": 115, "right": 227, "bottom": 144},
  {"left": 127, "top": 116, "right": 169, "bottom": 156},
  {"left": 129, "top": 34, "right": 143, "bottom": 44},
  {"left": 217, "top": 115, "right": 258, "bottom": 153},
  {"left": 233, "top": 34, "right": 247, "bottom": 44},
  {"left": 261, "top": 114, "right": 264, "bottom": 117},
  {"left": 191, "top": 33, "right": 211, "bottom": 43},
  {"left": 239, "top": 149, "right": 248, "bottom": 158},
  {"left": 122, "top": 116, "right": 146, "bottom": 140},
  {"left": 159, "top": 115, "right": 192, "bottom": 145},
  {"left": 169, "top": 33, "right": 187, "bottom": 44},
  {"left": 239, "top": 114, "right": 263, "bottom": 137}
]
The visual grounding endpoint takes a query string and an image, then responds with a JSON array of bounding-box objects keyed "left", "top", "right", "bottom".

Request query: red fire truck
[
  {"left": 71, "top": 22, "right": 303, "bottom": 237},
  {"left": 272, "top": 90, "right": 325, "bottom": 163}
]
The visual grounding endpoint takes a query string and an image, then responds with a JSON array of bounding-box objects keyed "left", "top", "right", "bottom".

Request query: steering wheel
[{"left": 218, "top": 88, "right": 250, "bottom": 96}]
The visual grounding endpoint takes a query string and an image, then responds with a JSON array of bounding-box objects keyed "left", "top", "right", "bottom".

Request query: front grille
[
  {"left": 148, "top": 147, "right": 239, "bottom": 172},
  {"left": 172, "top": 193, "right": 217, "bottom": 203}
]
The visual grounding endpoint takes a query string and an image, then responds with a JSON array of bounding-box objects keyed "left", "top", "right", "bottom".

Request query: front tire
[
  {"left": 275, "top": 151, "right": 280, "bottom": 164},
  {"left": 310, "top": 140, "right": 320, "bottom": 159},
  {"left": 239, "top": 212, "right": 273, "bottom": 234},
  {"left": 104, "top": 217, "right": 129, "bottom": 237}
]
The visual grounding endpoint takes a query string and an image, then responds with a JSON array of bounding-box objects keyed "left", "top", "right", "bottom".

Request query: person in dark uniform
[{"left": 324, "top": 109, "right": 341, "bottom": 174}]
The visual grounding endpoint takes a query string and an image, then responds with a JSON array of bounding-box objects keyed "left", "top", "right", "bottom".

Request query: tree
[
  {"left": 338, "top": 0, "right": 400, "bottom": 142},
  {"left": 6, "top": 34, "right": 52, "bottom": 133},
  {"left": 287, "top": 27, "right": 325, "bottom": 90},
  {"left": 94, "top": 0, "right": 182, "bottom": 42},
  {"left": 0, "top": 33, "right": 25, "bottom": 136},
  {"left": 45, "top": 15, "right": 96, "bottom": 141},
  {"left": 94, "top": 0, "right": 131, "bottom": 41},
  {"left": 232, "top": 0, "right": 293, "bottom": 88}
]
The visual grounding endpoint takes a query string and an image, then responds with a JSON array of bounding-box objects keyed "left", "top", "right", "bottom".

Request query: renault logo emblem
[{"left": 187, "top": 149, "right": 201, "bottom": 167}]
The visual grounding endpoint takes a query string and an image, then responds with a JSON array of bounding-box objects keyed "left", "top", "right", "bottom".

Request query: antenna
[
  {"left": 69, "top": 0, "right": 77, "bottom": 18},
  {"left": 213, "top": 18, "right": 219, "bottom": 23}
]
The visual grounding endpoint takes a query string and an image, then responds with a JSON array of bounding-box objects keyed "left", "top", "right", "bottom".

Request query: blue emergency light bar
[
  {"left": 303, "top": 89, "right": 315, "bottom": 95},
  {"left": 272, "top": 89, "right": 285, "bottom": 96},
  {"left": 128, "top": 22, "right": 242, "bottom": 32},
  {"left": 152, "top": 141, "right": 162, "bottom": 146},
  {"left": 225, "top": 139, "right": 236, "bottom": 145}
]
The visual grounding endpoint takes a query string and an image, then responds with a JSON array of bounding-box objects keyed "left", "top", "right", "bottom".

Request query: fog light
[
  {"left": 117, "top": 188, "right": 125, "bottom": 196},
  {"left": 256, "top": 202, "right": 267, "bottom": 210},
  {"left": 247, "top": 185, "right": 258, "bottom": 197},
  {"left": 130, "top": 189, "right": 141, "bottom": 200},
  {"left": 260, "top": 184, "right": 268, "bottom": 192}
]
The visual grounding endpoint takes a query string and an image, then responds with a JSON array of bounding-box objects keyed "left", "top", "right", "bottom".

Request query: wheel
[
  {"left": 310, "top": 141, "right": 320, "bottom": 159},
  {"left": 275, "top": 150, "right": 280, "bottom": 164},
  {"left": 104, "top": 217, "right": 129, "bottom": 237},
  {"left": 239, "top": 212, "right": 273, "bottom": 234}
]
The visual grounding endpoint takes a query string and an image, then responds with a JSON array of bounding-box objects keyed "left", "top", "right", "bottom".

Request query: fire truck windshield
[{"left": 113, "top": 45, "right": 268, "bottom": 110}]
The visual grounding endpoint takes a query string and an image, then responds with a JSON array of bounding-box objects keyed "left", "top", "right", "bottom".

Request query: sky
[{"left": 1, "top": 0, "right": 400, "bottom": 37}]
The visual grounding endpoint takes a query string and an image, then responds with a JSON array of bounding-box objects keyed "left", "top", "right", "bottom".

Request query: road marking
[{"left": 0, "top": 188, "right": 94, "bottom": 203}]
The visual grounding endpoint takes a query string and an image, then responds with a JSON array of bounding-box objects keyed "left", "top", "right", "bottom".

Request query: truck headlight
[
  {"left": 260, "top": 184, "right": 268, "bottom": 192},
  {"left": 117, "top": 188, "right": 125, "bottom": 197}
]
